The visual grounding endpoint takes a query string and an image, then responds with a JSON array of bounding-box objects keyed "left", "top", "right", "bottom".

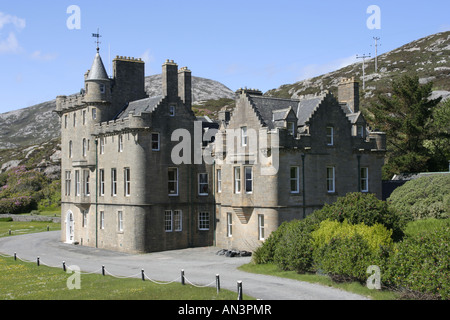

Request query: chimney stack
[
  {"left": 178, "top": 67, "right": 192, "bottom": 109},
  {"left": 338, "top": 77, "right": 360, "bottom": 113},
  {"left": 162, "top": 60, "right": 178, "bottom": 103}
]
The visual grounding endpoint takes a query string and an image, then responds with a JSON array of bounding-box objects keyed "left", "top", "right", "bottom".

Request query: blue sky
[{"left": 0, "top": 0, "right": 449, "bottom": 113}]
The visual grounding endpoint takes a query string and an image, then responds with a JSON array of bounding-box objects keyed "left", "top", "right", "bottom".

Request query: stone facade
[{"left": 56, "top": 49, "right": 385, "bottom": 253}]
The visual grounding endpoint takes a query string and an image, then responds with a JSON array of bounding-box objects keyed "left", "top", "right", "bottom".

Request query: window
[
  {"left": 241, "top": 126, "right": 248, "bottom": 146},
  {"left": 168, "top": 168, "right": 178, "bottom": 196},
  {"left": 169, "top": 105, "right": 175, "bottom": 117},
  {"left": 82, "top": 210, "right": 88, "bottom": 228},
  {"left": 199, "top": 212, "right": 210, "bottom": 230},
  {"left": 357, "top": 125, "right": 364, "bottom": 138},
  {"left": 83, "top": 170, "right": 90, "bottom": 196},
  {"left": 99, "top": 169, "right": 105, "bottom": 196},
  {"left": 327, "top": 127, "right": 334, "bottom": 146},
  {"left": 73, "top": 112, "right": 76, "bottom": 127},
  {"left": 99, "top": 137, "right": 105, "bottom": 155},
  {"left": 64, "top": 115, "right": 68, "bottom": 129},
  {"left": 152, "top": 133, "right": 160, "bottom": 151},
  {"left": 174, "top": 210, "right": 182, "bottom": 232},
  {"left": 75, "top": 170, "right": 80, "bottom": 196},
  {"left": 118, "top": 211, "right": 123, "bottom": 232},
  {"left": 118, "top": 135, "right": 123, "bottom": 152},
  {"left": 111, "top": 168, "right": 117, "bottom": 196},
  {"left": 287, "top": 122, "right": 296, "bottom": 136},
  {"left": 83, "top": 110, "right": 86, "bottom": 125},
  {"left": 124, "top": 168, "right": 131, "bottom": 196},
  {"left": 290, "top": 166, "right": 300, "bottom": 194},
  {"left": 100, "top": 211, "right": 105, "bottom": 229},
  {"left": 65, "top": 171, "right": 71, "bottom": 196},
  {"left": 198, "top": 173, "right": 208, "bottom": 196},
  {"left": 327, "top": 167, "right": 335, "bottom": 193},
  {"left": 164, "top": 210, "right": 173, "bottom": 232},
  {"left": 234, "top": 167, "right": 241, "bottom": 194},
  {"left": 361, "top": 167, "right": 369, "bottom": 193},
  {"left": 245, "top": 167, "right": 253, "bottom": 194},
  {"left": 100, "top": 84, "right": 105, "bottom": 94},
  {"left": 69, "top": 141, "right": 73, "bottom": 158},
  {"left": 227, "top": 213, "right": 232, "bottom": 237},
  {"left": 258, "top": 214, "right": 265, "bottom": 240},
  {"left": 82, "top": 139, "right": 87, "bottom": 157},
  {"left": 92, "top": 108, "right": 97, "bottom": 120},
  {"left": 217, "top": 169, "right": 222, "bottom": 193}
]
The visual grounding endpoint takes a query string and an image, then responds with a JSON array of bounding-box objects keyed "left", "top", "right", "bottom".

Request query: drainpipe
[
  {"left": 95, "top": 139, "right": 98, "bottom": 248},
  {"left": 301, "top": 153, "right": 306, "bottom": 219},
  {"left": 357, "top": 154, "right": 361, "bottom": 192}
]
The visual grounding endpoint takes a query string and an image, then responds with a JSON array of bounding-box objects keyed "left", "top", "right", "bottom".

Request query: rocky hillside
[
  {"left": 0, "top": 76, "right": 234, "bottom": 150},
  {"left": 266, "top": 31, "right": 450, "bottom": 106}
]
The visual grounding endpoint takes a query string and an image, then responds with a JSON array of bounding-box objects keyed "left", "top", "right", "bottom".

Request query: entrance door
[{"left": 66, "top": 211, "right": 74, "bottom": 244}]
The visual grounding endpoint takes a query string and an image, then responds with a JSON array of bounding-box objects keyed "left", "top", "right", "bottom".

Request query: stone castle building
[{"left": 56, "top": 49, "right": 386, "bottom": 253}]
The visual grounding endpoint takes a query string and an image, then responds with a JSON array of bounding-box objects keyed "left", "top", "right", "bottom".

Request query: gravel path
[{"left": 0, "top": 231, "right": 369, "bottom": 300}]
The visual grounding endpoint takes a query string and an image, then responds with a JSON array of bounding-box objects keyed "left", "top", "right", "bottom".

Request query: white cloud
[
  {"left": 297, "top": 55, "right": 358, "bottom": 81},
  {"left": 30, "top": 50, "right": 58, "bottom": 61},
  {"left": 0, "top": 12, "right": 25, "bottom": 54}
]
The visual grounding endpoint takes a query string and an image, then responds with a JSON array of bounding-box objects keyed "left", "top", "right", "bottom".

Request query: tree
[
  {"left": 426, "top": 98, "right": 450, "bottom": 171},
  {"left": 368, "top": 74, "right": 442, "bottom": 178}
]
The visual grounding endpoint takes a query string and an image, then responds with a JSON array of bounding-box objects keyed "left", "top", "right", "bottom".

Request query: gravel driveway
[{"left": 0, "top": 231, "right": 369, "bottom": 300}]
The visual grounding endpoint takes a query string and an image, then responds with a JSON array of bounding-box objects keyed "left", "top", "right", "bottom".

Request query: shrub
[
  {"left": 252, "top": 221, "right": 289, "bottom": 264},
  {"left": 273, "top": 218, "right": 318, "bottom": 273},
  {"left": 382, "top": 223, "right": 450, "bottom": 300},
  {"left": 314, "top": 192, "right": 405, "bottom": 241},
  {"left": 388, "top": 174, "right": 450, "bottom": 221}
]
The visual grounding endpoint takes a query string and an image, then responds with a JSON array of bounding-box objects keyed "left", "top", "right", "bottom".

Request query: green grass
[
  {"left": 0, "top": 220, "right": 60, "bottom": 238},
  {"left": 404, "top": 218, "right": 450, "bottom": 237},
  {"left": 238, "top": 263, "right": 398, "bottom": 300},
  {"left": 0, "top": 255, "right": 252, "bottom": 300}
]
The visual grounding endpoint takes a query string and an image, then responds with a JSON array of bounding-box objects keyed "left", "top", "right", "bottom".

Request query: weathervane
[{"left": 92, "top": 28, "right": 102, "bottom": 52}]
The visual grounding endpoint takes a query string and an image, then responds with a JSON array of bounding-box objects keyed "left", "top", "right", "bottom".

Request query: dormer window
[{"left": 287, "top": 122, "right": 296, "bottom": 136}]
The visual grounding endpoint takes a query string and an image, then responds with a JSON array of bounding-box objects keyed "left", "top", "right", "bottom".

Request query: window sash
[
  {"left": 100, "top": 211, "right": 105, "bottom": 229},
  {"left": 327, "top": 167, "right": 335, "bottom": 193},
  {"left": 118, "top": 211, "right": 123, "bottom": 232},
  {"left": 234, "top": 167, "right": 241, "bottom": 194},
  {"left": 164, "top": 210, "right": 173, "bottom": 232},
  {"left": 290, "top": 166, "right": 300, "bottom": 193},
  {"left": 327, "top": 127, "right": 334, "bottom": 146},
  {"left": 65, "top": 171, "right": 71, "bottom": 196},
  {"left": 227, "top": 213, "right": 232, "bottom": 237},
  {"left": 241, "top": 127, "right": 248, "bottom": 146},
  {"left": 75, "top": 170, "right": 80, "bottom": 196},
  {"left": 258, "top": 214, "right": 265, "bottom": 240},
  {"left": 198, "top": 173, "right": 209, "bottom": 195},
  {"left": 124, "top": 168, "right": 131, "bottom": 196},
  {"left": 174, "top": 210, "right": 182, "bottom": 232},
  {"left": 111, "top": 169, "right": 117, "bottom": 196},
  {"left": 245, "top": 167, "right": 253, "bottom": 193},
  {"left": 199, "top": 212, "right": 210, "bottom": 230},
  {"left": 99, "top": 169, "right": 105, "bottom": 196},
  {"left": 217, "top": 169, "right": 222, "bottom": 193},
  {"left": 168, "top": 168, "right": 179, "bottom": 196},
  {"left": 152, "top": 133, "right": 160, "bottom": 151},
  {"left": 361, "top": 167, "right": 369, "bottom": 192}
]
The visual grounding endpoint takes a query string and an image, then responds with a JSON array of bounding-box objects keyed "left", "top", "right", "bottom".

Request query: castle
[{"left": 55, "top": 49, "right": 386, "bottom": 253}]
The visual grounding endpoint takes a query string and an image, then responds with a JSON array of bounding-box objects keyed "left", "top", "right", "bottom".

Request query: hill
[{"left": 266, "top": 31, "right": 450, "bottom": 106}]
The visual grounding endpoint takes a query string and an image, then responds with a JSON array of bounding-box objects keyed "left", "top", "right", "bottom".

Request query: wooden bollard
[
  {"left": 216, "top": 274, "right": 220, "bottom": 294},
  {"left": 37, "top": 257, "right": 40, "bottom": 266},
  {"left": 237, "top": 281, "right": 243, "bottom": 300},
  {"left": 102, "top": 265, "right": 105, "bottom": 276},
  {"left": 63, "top": 261, "right": 66, "bottom": 272},
  {"left": 181, "top": 269, "right": 185, "bottom": 285},
  {"left": 141, "top": 269, "right": 145, "bottom": 281}
]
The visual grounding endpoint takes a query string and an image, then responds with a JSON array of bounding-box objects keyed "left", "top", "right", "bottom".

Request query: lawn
[
  {"left": 0, "top": 220, "right": 60, "bottom": 238},
  {"left": 0, "top": 255, "right": 250, "bottom": 300}
]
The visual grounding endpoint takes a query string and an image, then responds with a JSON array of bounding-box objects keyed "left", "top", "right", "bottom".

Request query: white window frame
[
  {"left": 361, "top": 167, "right": 369, "bottom": 193},
  {"left": 83, "top": 170, "right": 90, "bottom": 196},
  {"left": 75, "top": 170, "right": 80, "bottom": 196},
  {"left": 152, "top": 133, "right": 160, "bottom": 151},
  {"left": 245, "top": 166, "right": 253, "bottom": 194},
  {"left": 327, "top": 166, "right": 335, "bottom": 193},
  {"left": 118, "top": 134, "right": 123, "bottom": 152},
  {"left": 82, "top": 210, "right": 88, "bottom": 228},
  {"left": 234, "top": 167, "right": 241, "bottom": 194},
  {"left": 258, "top": 214, "right": 265, "bottom": 240},
  {"left": 100, "top": 137, "right": 105, "bottom": 155},
  {"left": 124, "top": 167, "right": 131, "bottom": 196},
  {"left": 199, "top": 212, "right": 210, "bottom": 231},
  {"left": 227, "top": 213, "right": 233, "bottom": 237},
  {"left": 287, "top": 121, "right": 296, "bottom": 136},
  {"left": 174, "top": 210, "right": 182, "bottom": 232},
  {"left": 100, "top": 211, "right": 105, "bottom": 229},
  {"left": 290, "top": 166, "right": 300, "bottom": 194},
  {"left": 198, "top": 173, "right": 209, "bottom": 196},
  {"left": 241, "top": 126, "right": 248, "bottom": 147},
  {"left": 217, "top": 169, "right": 222, "bottom": 193},
  {"left": 92, "top": 108, "right": 97, "bottom": 120},
  {"left": 111, "top": 168, "right": 117, "bottom": 196},
  {"left": 99, "top": 169, "right": 105, "bottom": 196},
  {"left": 82, "top": 138, "right": 87, "bottom": 157},
  {"left": 118, "top": 211, "right": 123, "bottom": 232},
  {"left": 65, "top": 171, "right": 71, "bottom": 196},
  {"left": 327, "top": 127, "right": 334, "bottom": 146},
  {"left": 164, "top": 210, "right": 173, "bottom": 232},
  {"left": 168, "top": 168, "right": 179, "bottom": 196}
]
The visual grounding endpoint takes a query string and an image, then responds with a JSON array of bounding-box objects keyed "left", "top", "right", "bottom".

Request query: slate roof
[
  {"left": 247, "top": 94, "right": 324, "bottom": 128},
  {"left": 86, "top": 53, "right": 109, "bottom": 81},
  {"left": 115, "top": 96, "right": 163, "bottom": 120}
]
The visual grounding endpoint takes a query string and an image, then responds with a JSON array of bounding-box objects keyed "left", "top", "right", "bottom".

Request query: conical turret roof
[{"left": 86, "top": 52, "right": 109, "bottom": 81}]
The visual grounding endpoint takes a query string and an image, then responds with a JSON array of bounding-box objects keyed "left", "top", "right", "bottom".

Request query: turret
[{"left": 84, "top": 52, "right": 111, "bottom": 104}]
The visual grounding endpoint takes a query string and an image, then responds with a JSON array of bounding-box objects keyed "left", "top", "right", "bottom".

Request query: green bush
[
  {"left": 388, "top": 175, "right": 450, "bottom": 222},
  {"left": 315, "top": 192, "right": 405, "bottom": 241},
  {"left": 382, "top": 223, "right": 450, "bottom": 300},
  {"left": 273, "top": 218, "right": 318, "bottom": 273},
  {"left": 252, "top": 221, "right": 289, "bottom": 264}
]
